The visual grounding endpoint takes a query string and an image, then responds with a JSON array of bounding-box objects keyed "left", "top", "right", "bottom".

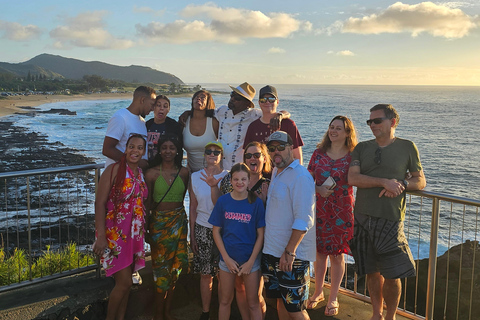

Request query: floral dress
[
  {"left": 308, "top": 149, "right": 354, "bottom": 256},
  {"left": 101, "top": 166, "right": 148, "bottom": 277}
]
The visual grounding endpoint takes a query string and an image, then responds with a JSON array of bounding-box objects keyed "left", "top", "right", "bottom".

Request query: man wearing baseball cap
[
  {"left": 216, "top": 82, "right": 290, "bottom": 170},
  {"left": 243, "top": 85, "right": 304, "bottom": 164},
  {"left": 262, "top": 131, "right": 316, "bottom": 319}
]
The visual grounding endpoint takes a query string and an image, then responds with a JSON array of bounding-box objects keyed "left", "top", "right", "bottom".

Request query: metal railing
[
  {"left": 0, "top": 164, "right": 103, "bottom": 292},
  {"left": 1, "top": 164, "right": 480, "bottom": 320},
  {"left": 321, "top": 190, "right": 480, "bottom": 320}
]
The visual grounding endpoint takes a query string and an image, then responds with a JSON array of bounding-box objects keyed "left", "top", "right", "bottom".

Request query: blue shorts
[
  {"left": 219, "top": 253, "right": 262, "bottom": 273},
  {"left": 261, "top": 253, "right": 310, "bottom": 313}
]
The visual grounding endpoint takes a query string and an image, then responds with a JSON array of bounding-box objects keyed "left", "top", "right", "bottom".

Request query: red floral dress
[
  {"left": 101, "top": 166, "right": 148, "bottom": 277},
  {"left": 308, "top": 149, "right": 354, "bottom": 256}
]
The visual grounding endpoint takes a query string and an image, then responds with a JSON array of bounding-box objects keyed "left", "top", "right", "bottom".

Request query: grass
[{"left": 0, "top": 243, "right": 96, "bottom": 286}]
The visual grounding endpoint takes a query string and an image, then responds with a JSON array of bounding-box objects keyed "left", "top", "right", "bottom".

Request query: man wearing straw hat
[{"left": 216, "top": 82, "right": 289, "bottom": 170}]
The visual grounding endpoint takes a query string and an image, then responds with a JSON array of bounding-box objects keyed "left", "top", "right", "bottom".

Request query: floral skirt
[{"left": 148, "top": 206, "right": 188, "bottom": 292}]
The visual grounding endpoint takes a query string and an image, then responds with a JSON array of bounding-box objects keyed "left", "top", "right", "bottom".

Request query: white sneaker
[{"left": 132, "top": 271, "right": 142, "bottom": 285}]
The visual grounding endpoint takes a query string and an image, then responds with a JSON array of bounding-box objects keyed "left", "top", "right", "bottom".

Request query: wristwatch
[{"left": 402, "top": 179, "right": 409, "bottom": 188}]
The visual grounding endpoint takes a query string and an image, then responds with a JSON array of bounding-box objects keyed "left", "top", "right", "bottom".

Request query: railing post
[
  {"left": 27, "top": 176, "right": 32, "bottom": 281},
  {"left": 425, "top": 197, "right": 440, "bottom": 320}
]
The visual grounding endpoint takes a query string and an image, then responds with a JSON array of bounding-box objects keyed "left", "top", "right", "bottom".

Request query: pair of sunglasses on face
[
  {"left": 245, "top": 152, "right": 262, "bottom": 159},
  {"left": 205, "top": 149, "right": 221, "bottom": 156},
  {"left": 366, "top": 117, "right": 390, "bottom": 126},
  {"left": 259, "top": 97, "right": 277, "bottom": 103},
  {"left": 267, "top": 144, "right": 288, "bottom": 153}
]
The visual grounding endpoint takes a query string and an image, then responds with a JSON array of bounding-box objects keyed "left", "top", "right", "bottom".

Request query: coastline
[{"left": 0, "top": 92, "right": 133, "bottom": 118}]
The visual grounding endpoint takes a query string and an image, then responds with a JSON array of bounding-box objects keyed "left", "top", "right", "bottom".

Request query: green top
[
  {"left": 351, "top": 138, "right": 422, "bottom": 221},
  {"left": 153, "top": 172, "right": 186, "bottom": 203}
]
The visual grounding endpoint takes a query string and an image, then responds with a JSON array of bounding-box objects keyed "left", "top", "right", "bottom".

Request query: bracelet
[{"left": 285, "top": 249, "right": 296, "bottom": 257}]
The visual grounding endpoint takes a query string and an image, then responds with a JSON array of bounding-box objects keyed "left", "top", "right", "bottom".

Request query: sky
[{"left": 1, "top": 1, "right": 480, "bottom": 86}]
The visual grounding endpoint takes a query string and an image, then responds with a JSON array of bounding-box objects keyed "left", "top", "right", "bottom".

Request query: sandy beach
[{"left": 0, "top": 92, "right": 133, "bottom": 118}]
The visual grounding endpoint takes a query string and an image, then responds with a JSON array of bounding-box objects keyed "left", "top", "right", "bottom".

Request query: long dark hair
[
  {"left": 113, "top": 134, "right": 146, "bottom": 202},
  {"left": 230, "top": 163, "right": 257, "bottom": 204},
  {"left": 191, "top": 90, "right": 215, "bottom": 118},
  {"left": 149, "top": 134, "right": 183, "bottom": 168}
]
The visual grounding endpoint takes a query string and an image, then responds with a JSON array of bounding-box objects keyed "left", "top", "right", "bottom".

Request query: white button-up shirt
[
  {"left": 264, "top": 159, "right": 316, "bottom": 262},
  {"left": 215, "top": 105, "right": 262, "bottom": 170}
]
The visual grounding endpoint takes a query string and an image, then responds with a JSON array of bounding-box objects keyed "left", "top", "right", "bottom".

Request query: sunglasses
[
  {"left": 267, "top": 144, "right": 288, "bottom": 152},
  {"left": 205, "top": 149, "right": 221, "bottom": 156},
  {"left": 230, "top": 92, "right": 244, "bottom": 101},
  {"left": 374, "top": 148, "right": 382, "bottom": 165},
  {"left": 259, "top": 97, "right": 277, "bottom": 103},
  {"left": 366, "top": 117, "right": 389, "bottom": 126},
  {"left": 245, "top": 152, "right": 262, "bottom": 159}
]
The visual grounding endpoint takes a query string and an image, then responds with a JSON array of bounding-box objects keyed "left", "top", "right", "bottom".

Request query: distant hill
[
  {"left": 1, "top": 54, "right": 184, "bottom": 85},
  {"left": 0, "top": 62, "right": 63, "bottom": 79}
]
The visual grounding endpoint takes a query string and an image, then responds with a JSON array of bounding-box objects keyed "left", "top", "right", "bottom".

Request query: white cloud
[
  {"left": 337, "top": 50, "right": 355, "bottom": 56},
  {"left": 0, "top": 20, "right": 42, "bottom": 41},
  {"left": 327, "top": 50, "right": 355, "bottom": 56},
  {"left": 268, "top": 47, "right": 286, "bottom": 54},
  {"left": 329, "top": 1, "right": 478, "bottom": 38},
  {"left": 136, "top": 3, "right": 311, "bottom": 44},
  {"left": 50, "top": 11, "right": 134, "bottom": 49},
  {"left": 133, "top": 6, "right": 166, "bottom": 17}
]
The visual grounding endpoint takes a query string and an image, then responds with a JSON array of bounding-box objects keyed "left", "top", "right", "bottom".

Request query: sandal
[
  {"left": 324, "top": 301, "right": 339, "bottom": 316},
  {"left": 306, "top": 295, "right": 325, "bottom": 309}
]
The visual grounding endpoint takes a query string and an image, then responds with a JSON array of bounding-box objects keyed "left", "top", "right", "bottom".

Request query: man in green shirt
[{"left": 348, "top": 104, "right": 426, "bottom": 320}]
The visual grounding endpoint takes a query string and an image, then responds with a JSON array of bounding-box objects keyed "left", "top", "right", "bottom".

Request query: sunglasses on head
[
  {"left": 267, "top": 144, "right": 288, "bottom": 152},
  {"left": 366, "top": 117, "right": 389, "bottom": 126},
  {"left": 205, "top": 149, "right": 221, "bottom": 156},
  {"left": 374, "top": 147, "right": 382, "bottom": 165},
  {"left": 245, "top": 152, "right": 262, "bottom": 159},
  {"left": 259, "top": 97, "right": 277, "bottom": 103}
]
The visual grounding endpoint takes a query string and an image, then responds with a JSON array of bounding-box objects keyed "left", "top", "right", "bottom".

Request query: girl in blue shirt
[{"left": 209, "top": 163, "right": 266, "bottom": 320}]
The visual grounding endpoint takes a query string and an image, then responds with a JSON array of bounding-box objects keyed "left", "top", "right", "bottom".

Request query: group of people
[{"left": 92, "top": 83, "right": 426, "bottom": 320}]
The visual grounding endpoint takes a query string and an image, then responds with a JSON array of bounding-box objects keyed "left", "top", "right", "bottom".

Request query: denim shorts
[{"left": 219, "top": 253, "right": 262, "bottom": 273}]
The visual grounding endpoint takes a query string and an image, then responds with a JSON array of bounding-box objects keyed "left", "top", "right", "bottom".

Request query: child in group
[{"left": 209, "top": 163, "right": 266, "bottom": 320}]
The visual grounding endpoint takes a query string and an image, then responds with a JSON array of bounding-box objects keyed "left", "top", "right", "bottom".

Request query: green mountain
[{"left": 1, "top": 54, "right": 184, "bottom": 85}]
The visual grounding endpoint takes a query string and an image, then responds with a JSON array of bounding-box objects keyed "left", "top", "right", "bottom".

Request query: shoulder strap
[{"left": 152, "top": 167, "right": 181, "bottom": 210}]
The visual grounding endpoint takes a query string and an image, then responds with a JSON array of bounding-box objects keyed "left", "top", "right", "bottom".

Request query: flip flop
[
  {"left": 324, "top": 301, "right": 339, "bottom": 317},
  {"left": 306, "top": 296, "right": 325, "bottom": 309}
]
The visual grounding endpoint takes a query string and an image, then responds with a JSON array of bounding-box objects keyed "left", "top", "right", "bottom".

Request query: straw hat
[{"left": 229, "top": 82, "right": 256, "bottom": 102}]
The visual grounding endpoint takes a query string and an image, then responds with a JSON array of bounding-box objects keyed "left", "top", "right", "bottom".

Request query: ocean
[{"left": 4, "top": 84, "right": 480, "bottom": 258}]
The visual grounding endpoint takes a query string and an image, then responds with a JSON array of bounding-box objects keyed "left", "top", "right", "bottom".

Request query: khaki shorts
[{"left": 349, "top": 212, "right": 416, "bottom": 279}]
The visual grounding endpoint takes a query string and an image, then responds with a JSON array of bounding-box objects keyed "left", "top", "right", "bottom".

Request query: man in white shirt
[
  {"left": 102, "top": 86, "right": 156, "bottom": 169},
  {"left": 262, "top": 131, "right": 316, "bottom": 320}
]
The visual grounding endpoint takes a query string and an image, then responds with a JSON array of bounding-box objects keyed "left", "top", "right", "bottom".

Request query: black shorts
[{"left": 349, "top": 212, "right": 416, "bottom": 279}]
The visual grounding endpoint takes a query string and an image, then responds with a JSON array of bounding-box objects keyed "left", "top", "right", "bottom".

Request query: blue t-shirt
[{"left": 208, "top": 193, "right": 266, "bottom": 265}]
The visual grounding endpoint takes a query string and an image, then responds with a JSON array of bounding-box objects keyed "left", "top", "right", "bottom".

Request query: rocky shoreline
[{"left": 0, "top": 108, "right": 95, "bottom": 173}]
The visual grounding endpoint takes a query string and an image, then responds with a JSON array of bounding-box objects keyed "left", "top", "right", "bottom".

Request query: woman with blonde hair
[{"left": 307, "top": 115, "right": 357, "bottom": 316}]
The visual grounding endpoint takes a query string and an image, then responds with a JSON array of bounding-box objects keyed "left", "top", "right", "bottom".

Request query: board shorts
[
  {"left": 262, "top": 253, "right": 310, "bottom": 313},
  {"left": 349, "top": 211, "right": 416, "bottom": 279}
]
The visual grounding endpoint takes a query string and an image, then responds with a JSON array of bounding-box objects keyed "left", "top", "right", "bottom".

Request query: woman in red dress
[{"left": 307, "top": 116, "right": 357, "bottom": 316}]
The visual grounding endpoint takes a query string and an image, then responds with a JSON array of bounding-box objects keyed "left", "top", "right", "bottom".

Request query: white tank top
[{"left": 183, "top": 116, "right": 217, "bottom": 172}]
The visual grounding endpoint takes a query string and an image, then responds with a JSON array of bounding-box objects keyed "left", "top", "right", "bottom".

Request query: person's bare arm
[
  {"left": 93, "top": 164, "right": 117, "bottom": 256},
  {"left": 102, "top": 136, "right": 123, "bottom": 162},
  {"left": 293, "top": 146, "right": 303, "bottom": 165},
  {"left": 348, "top": 162, "right": 405, "bottom": 196},
  {"left": 188, "top": 180, "right": 199, "bottom": 254},
  {"left": 279, "top": 229, "right": 307, "bottom": 272},
  {"left": 178, "top": 111, "right": 191, "bottom": 127},
  {"left": 212, "top": 117, "right": 219, "bottom": 139}
]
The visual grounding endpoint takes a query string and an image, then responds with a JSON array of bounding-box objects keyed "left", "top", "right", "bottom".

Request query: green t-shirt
[{"left": 351, "top": 138, "right": 423, "bottom": 221}]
